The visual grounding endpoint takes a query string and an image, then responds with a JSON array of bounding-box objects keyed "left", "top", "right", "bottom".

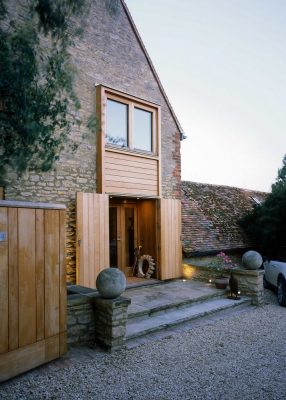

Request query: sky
[{"left": 125, "top": 0, "right": 286, "bottom": 192}]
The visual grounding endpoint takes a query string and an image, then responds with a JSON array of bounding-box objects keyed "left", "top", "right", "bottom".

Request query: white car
[{"left": 263, "top": 260, "right": 286, "bottom": 307}]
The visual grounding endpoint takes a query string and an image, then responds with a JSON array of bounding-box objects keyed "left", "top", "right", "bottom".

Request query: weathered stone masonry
[{"left": 5, "top": 0, "right": 182, "bottom": 283}]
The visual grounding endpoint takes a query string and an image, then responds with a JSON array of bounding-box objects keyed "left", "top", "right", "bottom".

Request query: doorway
[
  {"left": 109, "top": 201, "right": 138, "bottom": 276},
  {"left": 109, "top": 198, "right": 157, "bottom": 277}
]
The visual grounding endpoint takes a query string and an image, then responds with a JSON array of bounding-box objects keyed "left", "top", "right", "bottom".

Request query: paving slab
[
  {"left": 126, "top": 296, "right": 250, "bottom": 339},
  {"left": 124, "top": 279, "right": 223, "bottom": 316}
]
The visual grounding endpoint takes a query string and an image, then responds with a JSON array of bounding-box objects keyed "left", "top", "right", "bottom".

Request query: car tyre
[
  {"left": 263, "top": 274, "right": 270, "bottom": 289},
  {"left": 277, "top": 278, "right": 286, "bottom": 307}
]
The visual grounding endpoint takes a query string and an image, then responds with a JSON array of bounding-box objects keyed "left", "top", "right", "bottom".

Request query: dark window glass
[
  {"left": 106, "top": 99, "right": 128, "bottom": 147},
  {"left": 109, "top": 207, "right": 118, "bottom": 267},
  {"left": 133, "top": 107, "right": 152, "bottom": 152},
  {"left": 125, "top": 208, "right": 135, "bottom": 267}
]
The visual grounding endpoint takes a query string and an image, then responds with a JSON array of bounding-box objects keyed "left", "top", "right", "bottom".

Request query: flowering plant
[{"left": 209, "top": 252, "right": 238, "bottom": 274}]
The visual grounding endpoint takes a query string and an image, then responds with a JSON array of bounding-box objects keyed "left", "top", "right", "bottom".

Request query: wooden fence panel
[
  {"left": 0, "top": 201, "right": 66, "bottom": 383},
  {"left": 8, "top": 208, "right": 18, "bottom": 351},
  {"left": 18, "top": 208, "right": 37, "bottom": 348},
  {"left": 159, "top": 199, "right": 182, "bottom": 280},
  {"left": 76, "top": 192, "right": 109, "bottom": 288},
  {"left": 0, "top": 208, "right": 8, "bottom": 355}
]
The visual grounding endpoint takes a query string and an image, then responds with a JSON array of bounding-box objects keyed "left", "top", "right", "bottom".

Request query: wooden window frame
[{"left": 98, "top": 86, "right": 160, "bottom": 157}]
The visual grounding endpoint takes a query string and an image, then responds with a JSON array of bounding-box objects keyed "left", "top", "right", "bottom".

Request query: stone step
[
  {"left": 127, "top": 291, "right": 225, "bottom": 321},
  {"left": 125, "top": 296, "right": 250, "bottom": 340}
]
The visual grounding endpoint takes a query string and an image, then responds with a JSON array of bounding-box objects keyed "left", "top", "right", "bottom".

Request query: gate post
[{"left": 93, "top": 296, "right": 131, "bottom": 352}]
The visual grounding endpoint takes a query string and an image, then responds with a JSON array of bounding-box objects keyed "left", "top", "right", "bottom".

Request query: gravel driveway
[{"left": 1, "top": 289, "right": 285, "bottom": 400}]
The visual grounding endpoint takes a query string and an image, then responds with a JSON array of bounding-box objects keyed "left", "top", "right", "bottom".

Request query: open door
[
  {"left": 158, "top": 198, "right": 182, "bottom": 280},
  {"left": 76, "top": 192, "right": 109, "bottom": 288}
]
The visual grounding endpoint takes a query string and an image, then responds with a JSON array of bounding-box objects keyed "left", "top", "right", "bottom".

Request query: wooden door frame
[{"left": 109, "top": 200, "right": 139, "bottom": 276}]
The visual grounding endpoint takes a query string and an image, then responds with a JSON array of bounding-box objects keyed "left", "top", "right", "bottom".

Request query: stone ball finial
[
  {"left": 96, "top": 268, "right": 126, "bottom": 299},
  {"left": 242, "top": 250, "right": 263, "bottom": 270}
]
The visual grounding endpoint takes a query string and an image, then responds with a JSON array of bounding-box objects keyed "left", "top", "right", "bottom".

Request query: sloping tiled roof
[{"left": 182, "top": 181, "right": 268, "bottom": 256}]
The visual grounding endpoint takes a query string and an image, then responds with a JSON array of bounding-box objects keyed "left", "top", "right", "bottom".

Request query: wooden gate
[
  {"left": 76, "top": 192, "right": 109, "bottom": 288},
  {"left": 0, "top": 201, "right": 66, "bottom": 382},
  {"left": 159, "top": 199, "right": 182, "bottom": 280}
]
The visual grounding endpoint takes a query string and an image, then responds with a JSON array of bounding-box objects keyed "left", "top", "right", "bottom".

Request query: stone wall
[
  {"left": 182, "top": 263, "right": 227, "bottom": 282},
  {"left": 93, "top": 296, "right": 131, "bottom": 352},
  {"left": 5, "top": 0, "right": 181, "bottom": 283},
  {"left": 182, "top": 263, "right": 264, "bottom": 305},
  {"left": 67, "top": 294, "right": 96, "bottom": 346},
  {"left": 232, "top": 269, "right": 264, "bottom": 306},
  {"left": 67, "top": 286, "right": 131, "bottom": 350}
]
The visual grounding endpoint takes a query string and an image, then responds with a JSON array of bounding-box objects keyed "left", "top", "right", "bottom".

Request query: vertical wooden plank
[
  {"left": 157, "top": 107, "right": 162, "bottom": 197},
  {"left": 45, "top": 335, "right": 59, "bottom": 363},
  {"left": 159, "top": 199, "right": 182, "bottom": 280},
  {"left": 35, "top": 209, "right": 45, "bottom": 341},
  {"left": 96, "top": 85, "right": 106, "bottom": 194},
  {"left": 0, "top": 208, "right": 8, "bottom": 354},
  {"left": 76, "top": 192, "right": 83, "bottom": 285},
  {"left": 59, "top": 332, "right": 67, "bottom": 356},
  {"left": 18, "top": 208, "right": 36, "bottom": 347},
  {"left": 94, "top": 194, "right": 100, "bottom": 282},
  {"left": 82, "top": 194, "right": 89, "bottom": 287},
  {"left": 77, "top": 193, "right": 110, "bottom": 288},
  {"left": 88, "top": 194, "right": 95, "bottom": 288},
  {"left": 59, "top": 210, "right": 66, "bottom": 341},
  {"left": 45, "top": 210, "right": 60, "bottom": 338},
  {"left": 8, "top": 208, "right": 19, "bottom": 351},
  {"left": 104, "top": 195, "right": 110, "bottom": 267}
]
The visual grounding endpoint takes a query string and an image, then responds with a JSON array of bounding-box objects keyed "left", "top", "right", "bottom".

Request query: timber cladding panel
[
  {"left": 0, "top": 202, "right": 66, "bottom": 382},
  {"left": 76, "top": 192, "right": 109, "bottom": 288},
  {"left": 105, "top": 150, "right": 159, "bottom": 196},
  {"left": 159, "top": 199, "right": 182, "bottom": 280}
]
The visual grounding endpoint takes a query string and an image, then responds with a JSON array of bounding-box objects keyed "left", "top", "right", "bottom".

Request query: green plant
[
  {"left": 209, "top": 252, "right": 238, "bottom": 274},
  {"left": 240, "top": 154, "right": 286, "bottom": 259}
]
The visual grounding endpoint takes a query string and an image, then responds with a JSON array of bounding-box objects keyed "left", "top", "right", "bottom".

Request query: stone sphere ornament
[
  {"left": 96, "top": 268, "right": 126, "bottom": 299},
  {"left": 242, "top": 250, "right": 263, "bottom": 270}
]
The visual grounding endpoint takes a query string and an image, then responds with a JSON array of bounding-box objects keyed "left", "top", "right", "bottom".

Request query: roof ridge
[{"left": 182, "top": 180, "right": 268, "bottom": 194}]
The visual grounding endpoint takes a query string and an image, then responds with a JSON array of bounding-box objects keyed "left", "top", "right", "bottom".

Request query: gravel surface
[{"left": 1, "top": 289, "right": 286, "bottom": 400}]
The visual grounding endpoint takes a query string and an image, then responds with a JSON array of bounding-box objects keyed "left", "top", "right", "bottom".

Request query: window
[
  {"left": 133, "top": 107, "right": 152, "bottom": 151},
  {"left": 106, "top": 99, "right": 128, "bottom": 147},
  {"left": 103, "top": 87, "right": 159, "bottom": 154}
]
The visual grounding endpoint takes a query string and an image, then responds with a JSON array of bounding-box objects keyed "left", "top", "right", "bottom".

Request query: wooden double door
[
  {"left": 76, "top": 193, "right": 182, "bottom": 286},
  {"left": 109, "top": 199, "right": 157, "bottom": 277}
]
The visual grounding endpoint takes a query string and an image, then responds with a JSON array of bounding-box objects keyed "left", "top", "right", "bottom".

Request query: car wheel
[
  {"left": 277, "top": 278, "right": 286, "bottom": 307},
  {"left": 263, "top": 274, "right": 270, "bottom": 289}
]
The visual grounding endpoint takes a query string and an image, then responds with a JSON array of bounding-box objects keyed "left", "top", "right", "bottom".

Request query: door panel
[
  {"left": 139, "top": 200, "right": 156, "bottom": 276},
  {"left": 76, "top": 193, "right": 109, "bottom": 287},
  {"left": 159, "top": 199, "right": 182, "bottom": 280}
]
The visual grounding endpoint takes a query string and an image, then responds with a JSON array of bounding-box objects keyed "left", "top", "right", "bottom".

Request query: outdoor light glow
[
  {"left": 182, "top": 279, "right": 186, "bottom": 282},
  {"left": 238, "top": 291, "right": 241, "bottom": 295},
  {"left": 209, "top": 279, "right": 212, "bottom": 283}
]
